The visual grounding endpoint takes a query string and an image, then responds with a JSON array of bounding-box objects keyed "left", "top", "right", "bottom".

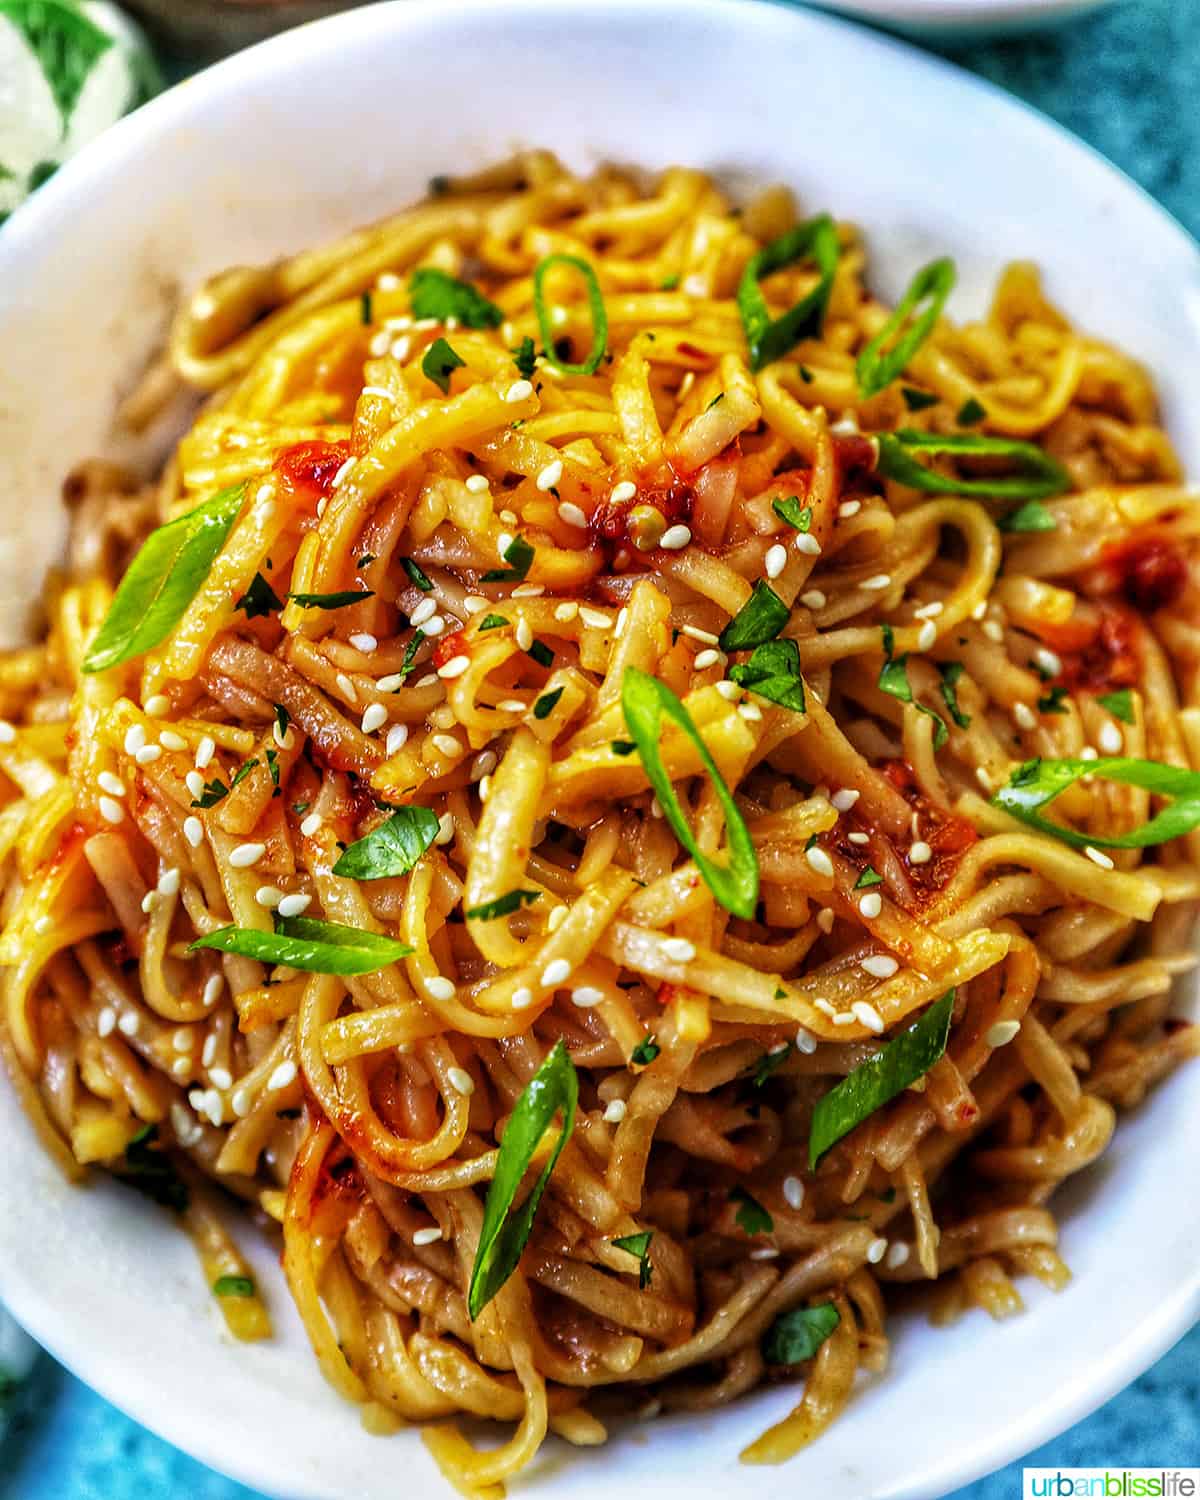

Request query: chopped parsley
[
  {"left": 409, "top": 267, "right": 502, "bottom": 328},
  {"left": 533, "top": 687, "right": 563, "bottom": 720},
  {"left": 730, "top": 1186, "right": 773, "bottom": 1236},
  {"left": 401, "top": 557, "right": 434, "bottom": 592},
  {"left": 631, "top": 1034, "right": 660, "bottom": 1066},
  {"left": 481, "top": 535, "right": 535, "bottom": 584},
  {"left": 421, "top": 336, "right": 465, "bottom": 394},
  {"left": 901, "top": 387, "right": 939, "bottom": 412},
  {"left": 235, "top": 572, "right": 283, "bottom": 619},
  {"left": 772, "top": 495, "right": 812, "bottom": 532},
  {"left": 956, "top": 397, "right": 987, "bottom": 426}
]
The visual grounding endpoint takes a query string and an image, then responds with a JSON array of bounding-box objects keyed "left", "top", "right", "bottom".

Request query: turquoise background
[{"left": 2, "top": 0, "right": 1198, "bottom": 1495}]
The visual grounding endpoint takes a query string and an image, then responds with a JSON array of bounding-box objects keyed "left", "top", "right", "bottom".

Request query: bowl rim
[{"left": 1, "top": 3, "right": 1198, "bottom": 1498}]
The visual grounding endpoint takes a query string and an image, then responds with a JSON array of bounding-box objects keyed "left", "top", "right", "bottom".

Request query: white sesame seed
[
  {"left": 659, "top": 524, "right": 692, "bottom": 551},
  {"left": 680, "top": 624, "right": 720, "bottom": 645},
  {"left": 388, "top": 337, "right": 411, "bottom": 363},
  {"left": 376, "top": 674, "right": 405, "bottom": 695},
  {"left": 557, "top": 501, "right": 588, "bottom": 530},
  {"left": 470, "top": 750, "right": 498, "bottom": 782},
  {"left": 335, "top": 672, "right": 358, "bottom": 705},
  {"left": 815, "top": 998, "right": 838, "bottom": 1018},
  {"left": 831, "top": 788, "right": 860, "bottom": 813},
  {"left": 749, "top": 1246, "right": 780, "bottom": 1261},
  {"left": 98, "top": 796, "right": 124, "bottom": 825},
  {"left": 773, "top": 1178, "right": 803, "bottom": 1217},
  {"left": 144, "top": 694, "right": 170, "bottom": 717},
  {"left": 1098, "top": 721, "right": 1123, "bottom": 755},
  {"left": 185, "top": 770, "right": 206, "bottom": 799},
  {"left": 1081, "top": 746, "right": 1099, "bottom": 762},
  {"left": 425, "top": 975, "right": 456, "bottom": 1001},
  {"left": 140, "top": 891, "right": 158, "bottom": 914},
  {"left": 505, "top": 380, "right": 534, "bottom": 403},
  {"left": 982, "top": 620, "right": 1005, "bottom": 643},
  {"left": 299, "top": 812, "right": 322, "bottom": 838},
  {"left": 0, "top": 721, "right": 23, "bottom": 746},
  {"left": 852, "top": 1000, "right": 886, "bottom": 1034},
  {"left": 376, "top": 272, "right": 400, "bottom": 291},
  {"left": 603, "top": 1098, "right": 627, "bottom": 1123},
  {"left": 159, "top": 730, "right": 187, "bottom": 752},
  {"left": 737, "top": 702, "right": 762, "bottom": 724},
  {"left": 536, "top": 459, "right": 564, "bottom": 492},
  {"left": 572, "top": 985, "right": 604, "bottom": 1007},
  {"left": 135, "top": 745, "right": 162, "bottom": 766},
  {"left": 917, "top": 620, "right": 937, "bottom": 652},
  {"left": 715, "top": 680, "right": 740, "bottom": 701},
  {"left": 198, "top": 1033, "right": 215, "bottom": 1068},
  {"left": 649, "top": 796, "right": 663, "bottom": 819},
  {"left": 463, "top": 595, "right": 489, "bottom": 614},
  {"left": 202, "top": 973, "right": 223, "bottom": 1009},
  {"left": 839, "top": 500, "right": 862, "bottom": 519},
  {"left": 975, "top": 766, "right": 994, "bottom": 792},
  {"left": 553, "top": 603, "right": 579, "bottom": 625},
  {"left": 447, "top": 1066, "right": 475, "bottom": 1097},
  {"left": 867, "top": 1237, "right": 888, "bottom": 1265},
  {"left": 914, "top": 601, "right": 945, "bottom": 620},
  {"left": 1035, "top": 648, "right": 1063, "bottom": 677},
  {"left": 97, "top": 1006, "right": 116, "bottom": 1038},
  {"left": 157, "top": 867, "right": 181, "bottom": 897},
  {"left": 410, "top": 597, "right": 437, "bottom": 627},
  {"left": 413, "top": 1226, "right": 443, "bottom": 1246},
  {"left": 661, "top": 937, "right": 697, "bottom": 963},
  {"left": 795, "top": 1025, "right": 817, "bottom": 1054},
  {"left": 765, "top": 543, "right": 788, "bottom": 579},
  {"left": 1085, "top": 845, "right": 1115, "bottom": 870},
  {"left": 515, "top": 619, "right": 534, "bottom": 652},
  {"left": 465, "top": 474, "right": 490, "bottom": 493},
  {"left": 255, "top": 885, "right": 283, "bottom": 909},
  {"left": 360, "top": 385, "right": 395, "bottom": 403},
  {"left": 795, "top": 532, "right": 822, "bottom": 556},
  {"left": 986, "top": 1020, "right": 1021, "bottom": 1048},
  {"left": 360, "top": 702, "right": 388, "bottom": 735},
  {"left": 194, "top": 735, "right": 215, "bottom": 770},
  {"left": 694, "top": 648, "right": 721, "bottom": 670},
  {"left": 861, "top": 954, "right": 899, "bottom": 979},
  {"left": 229, "top": 842, "right": 266, "bottom": 868},
  {"left": 208, "top": 1066, "right": 233, "bottom": 1091},
  {"left": 971, "top": 600, "right": 988, "bottom": 621},
  {"left": 862, "top": 573, "right": 892, "bottom": 591},
  {"left": 431, "top": 733, "right": 461, "bottom": 759},
  {"left": 806, "top": 846, "right": 835, "bottom": 878},
  {"left": 433, "top": 655, "right": 470, "bottom": 687},
  {"left": 267, "top": 1060, "right": 297, "bottom": 1092},
  {"left": 816, "top": 908, "right": 835, "bottom": 934},
  {"left": 859, "top": 891, "right": 883, "bottom": 919},
  {"left": 848, "top": 831, "right": 870, "bottom": 845},
  {"left": 350, "top": 633, "right": 378, "bottom": 654},
  {"left": 800, "top": 589, "right": 827, "bottom": 609},
  {"left": 117, "top": 1011, "right": 140, "bottom": 1037},
  {"left": 610, "top": 480, "right": 637, "bottom": 505},
  {"left": 512, "top": 986, "right": 535, "bottom": 1007},
  {"left": 580, "top": 606, "right": 613, "bottom": 630},
  {"left": 1013, "top": 702, "right": 1038, "bottom": 731},
  {"left": 123, "top": 725, "right": 146, "bottom": 754},
  {"left": 183, "top": 815, "right": 203, "bottom": 848},
  {"left": 909, "top": 841, "right": 932, "bottom": 866},
  {"left": 276, "top": 893, "right": 311, "bottom": 920},
  {"left": 435, "top": 812, "right": 455, "bottom": 846},
  {"left": 885, "top": 1241, "right": 910, "bottom": 1270},
  {"left": 541, "top": 958, "right": 572, "bottom": 988},
  {"left": 511, "top": 583, "right": 545, "bottom": 599},
  {"left": 33, "top": 914, "right": 51, "bottom": 934},
  {"left": 98, "top": 770, "right": 125, "bottom": 797},
  {"left": 231, "top": 1087, "right": 253, "bottom": 1119}
]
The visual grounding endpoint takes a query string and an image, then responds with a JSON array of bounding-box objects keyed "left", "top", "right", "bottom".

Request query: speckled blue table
[{"left": 3, "top": 1, "right": 1199, "bottom": 1496}]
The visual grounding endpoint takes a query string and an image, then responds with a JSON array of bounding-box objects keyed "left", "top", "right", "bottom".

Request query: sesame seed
[
  {"left": 276, "top": 893, "right": 311, "bottom": 919},
  {"left": 610, "top": 480, "right": 637, "bottom": 505},
  {"left": 184, "top": 816, "right": 204, "bottom": 848},
  {"left": 795, "top": 532, "right": 822, "bottom": 556},
  {"left": 413, "top": 1226, "right": 443, "bottom": 1246},
  {"left": 572, "top": 985, "right": 604, "bottom": 1007},
  {"left": 465, "top": 474, "right": 490, "bottom": 493},
  {"left": 515, "top": 619, "right": 534, "bottom": 652},
  {"left": 749, "top": 1246, "right": 779, "bottom": 1261},
  {"left": 816, "top": 908, "right": 835, "bottom": 934},
  {"left": 425, "top": 975, "right": 456, "bottom": 1001},
  {"left": 256, "top": 885, "right": 283, "bottom": 909},
  {"left": 715, "top": 680, "right": 740, "bottom": 701},
  {"left": 783, "top": 1175, "right": 805, "bottom": 1209},
  {"left": 554, "top": 602, "right": 579, "bottom": 623},
  {"left": 124, "top": 725, "right": 146, "bottom": 754},
  {"left": 862, "top": 573, "right": 892, "bottom": 591},
  {"left": 431, "top": 733, "right": 461, "bottom": 759},
  {"left": 140, "top": 891, "right": 158, "bottom": 914},
  {"left": 117, "top": 1011, "right": 140, "bottom": 1037},
  {"left": 806, "top": 846, "right": 835, "bottom": 878},
  {"left": 435, "top": 812, "right": 455, "bottom": 845},
  {"left": 512, "top": 986, "right": 534, "bottom": 1007},
  {"left": 97, "top": 1006, "right": 116, "bottom": 1037},
  {"left": 885, "top": 1241, "right": 910, "bottom": 1270},
  {"left": 388, "top": 337, "right": 411, "bottom": 363},
  {"left": 848, "top": 831, "right": 870, "bottom": 845},
  {"left": 376, "top": 272, "right": 400, "bottom": 291},
  {"left": 986, "top": 1019, "right": 1021, "bottom": 1047},
  {"left": 794, "top": 1026, "right": 817, "bottom": 1054},
  {"left": 536, "top": 459, "right": 564, "bottom": 491},
  {"left": 831, "top": 788, "right": 860, "bottom": 813},
  {"left": 867, "top": 1237, "right": 888, "bottom": 1265},
  {"left": 839, "top": 500, "right": 862, "bottom": 519},
  {"left": 603, "top": 1098, "right": 627, "bottom": 1123},
  {"left": 144, "top": 694, "right": 170, "bottom": 717},
  {"left": 135, "top": 745, "right": 162, "bottom": 765},
  {"left": 1035, "top": 647, "right": 1063, "bottom": 677},
  {"left": 694, "top": 648, "right": 721, "bottom": 670},
  {"left": 410, "top": 597, "right": 437, "bottom": 626},
  {"left": 541, "top": 957, "right": 572, "bottom": 988},
  {"left": 202, "top": 974, "right": 223, "bottom": 1009},
  {"left": 231, "top": 1087, "right": 253, "bottom": 1118},
  {"left": 861, "top": 954, "right": 899, "bottom": 979},
  {"left": 852, "top": 1000, "right": 886, "bottom": 1034},
  {"left": 505, "top": 380, "right": 534, "bottom": 403},
  {"left": 299, "top": 812, "right": 322, "bottom": 837},
  {"left": 914, "top": 601, "right": 944, "bottom": 620},
  {"left": 350, "top": 633, "right": 378, "bottom": 654},
  {"left": 267, "top": 1060, "right": 297, "bottom": 1092},
  {"left": 661, "top": 937, "right": 696, "bottom": 962},
  {"left": 834, "top": 1011, "right": 856, "bottom": 1026},
  {"left": 33, "top": 914, "right": 51, "bottom": 934},
  {"left": 580, "top": 606, "right": 613, "bottom": 629},
  {"left": 98, "top": 770, "right": 125, "bottom": 798},
  {"left": 1080, "top": 746, "right": 1099, "bottom": 762},
  {"left": 160, "top": 730, "right": 188, "bottom": 752},
  {"left": 971, "top": 600, "right": 988, "bottom": 621},
  {"left": 208, "top": 1066, "right": 233, "bottom": 1091},
  {"left": 680, "top": 624, "right": 720, "bottom": 645},
  {"left": 1085, "top": 845, "right": 1115, "bottom": 870},
  {"left": 859, "top": 891, "right": 883, "bottom": 919},
  {"left": 471, "top": 750, "right": 498, "bottom": 782},
  {"left": 447, "top": 1066, "right": 475, "bottom": 1096},
  {"left": 463, "top": 595, "right": 489, "bottom": 613},
  {"left": 98, "top": 796, "right": 124, "bottom": 825},
  {"left": 498, "top": 698, "right": 527, "bottom": 713},
  {"left": 1098, "top": 721, "right": 1123, "bottom": 755},
  {"left": 557, "top": 500, "right": 587, "bottom": 528},
  {"left": 1013, "top": 702, "right": 1037, "bottom": 731},
  {"left": 765, "top": 543, "right": 788, "bottom": 579},
  {"left": 800, "top": 589, "right": 827, "bottom": 609},
  {"left": 917, "top": 620, "right": 937, "bottom": 652},
  {"left": 738, "top": 701, "right": 763, "bottom": 723},
  {"left": 360, "top": 385, "right": 395, "bottom": 402},
  {"left": 909, "top": 841, "right": 932, "bottom": 865},
  {"left": 616, "top": 608, "right": 629, "bottom": 640},
  {"left": 195, "top": 736, "right": 215, "bottom": 769},
  {"left": 511, "top": 583, "right": 544, "bottom": 598},
  {"left": 421, "top": 617, "right": 445, "bottom": 639},
  {"left": 185, "top": 770, "right": 206, "bottom": 799},
  {"left": 982, "top": 620, "right": 1005, "bottom": 643},
  {"left": 335, "top": 672, "right": 358, "bottom": 704},
  {"left": 158, "top": 867, "right": 181, "bottom": 896},
  {"left": 660, "top": 524, "right": 692, "bottom": 551},
  {"left": 229, "top": 842, "right": 266, "bottom": 868},
  {"left": 649, "top": 796, "right": 663, "bottom": 818},
  {"left": 360, "top": 702, "right": 388, "bottom": 734},
  {"left": 815, "top": 998, "right": 838, "bottom": 1018}
]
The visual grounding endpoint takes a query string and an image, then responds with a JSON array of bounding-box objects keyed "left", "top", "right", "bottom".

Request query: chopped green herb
[
  {"left": 292, "top": 801, "right": 310, "bottom": 816},
  {"left": 481, "top": 535, "right": 535, "bottom": 583},
  {"left": 512, "top": 336, "right": 537, "bottom": 378},
  {"left": 264, "top": 748, "right": 281, "bottom": 790},
  {"left": 956, "top": 396, "right": 987, "bottom": 426},
  {"left": 236, "top": 571, "right": 283, "bottom": 619},
  {"left": 358, "top": 553, "right": 377, "bottom": 568},
  {"left": 659, "top": 274, "right": 680, "bottom": 290},
  {"left": 916, "top": 703, "right": 948, "bottom": 750},
  {"left": 1037, "top": 684, "right": 1070, "bottom": 715},
  {"left": 230, "top": 758, "right": 258, "bottom": 789},
  {"left": 631, "top": 1034, "right": 660, "bottom": 1066},
  {"left": 478, "top": 614, "right": 509, "bottom": 632},
  {"left": 1097, "top": 689, "right": 1135, "bottom": 724},
  {"left": 360, "top": 291, "right": 373, "bottom": 325},
  {"left": 465, "top": 889, "right": 541, "bottom": 921},
  {"left": 718, "top": 581, "right": 789, "bottom": 652},
  {"left": 999, "top": 499, "right": 1057, "bottom": 534},
  {"left": 856, "top": 257, "right": 956, "bottom": 398},
  {"left": 409, "top": 267, "right": 502, "bottom": 329},
  {"left": 213, "top": 1275, "right": 255, "bottom": 1298},
  {"left": 119, "top": 1124, "right": 188, "bottom": 1213},
  {"left": 772, "top": 496, "right": 812, "bottom": 532},
  {"left": 611, "top": 739, "right": 636, "bottom": 756},
  {"left": 878, "top": 648, "right": 912, "bottom": 704},
  {"left": 274, "top": 704, "right": 291, "bottom": 740},
  {"left": 737, "top": 216, "right": 840, "bottom": 372},
  {"left": 730, "top": 1186, "right": 773, "bottom": 1236},
  {"left": 728, "top": 637, "right": 806, "bottom": 714},
  {"left": 332, "top": 806, "right": 439, "bottom": 880},
  {"left": 854, "top": 867, "right": 882, "bottom": 889},
  {"left": 398, "top": 631, "right": 425, "bottom": 682},
  {"left": 612, "top": 1232, "right": 654, "bottom": 1289},
  {"left": 533, "top": 254, "right": 608, "bottom": 376},
  {"left": 191, "top": 777, "right": 229, "bottom": 809},
  {"left": 876, "top": 430, "right": 1069, "bottom": 503},
  {"left": 287, "top": 590, "right": 374, "bottom": 610},
  {"left": 763, "top": 1302, "right": 840, "bottom": 1365},
  {"left": 706, "top": 392, "right": 725, "bottom": 411},
  {"left": 938, "top": 661, "right": 970, "bottom": 729},
  {"left": 527, "top": 640, "right": 554, "bottom": 669},
  {"left": 421, "top": 336, "right": 466, "bottom": 394},
  {"left": 753, "top": 1043, "right": 793, "bottom": 1088},
  {"left": 533, "top": 687, "right": 563, "bottom": 720},
  {"left": 901, "top": 387, "right": 940, "bottom": 412}
]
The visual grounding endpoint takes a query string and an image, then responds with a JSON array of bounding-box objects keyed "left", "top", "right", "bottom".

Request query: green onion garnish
[
  {"left": 189, "top": 916, "right": 413, "bottom": 974},
  {"left": 992, "top": 756, "right": 1200, "bottom": 850},
  {"left": 1097, "top": 689, "right": 1135, "bottom": 724},
  {"left": 611, "top": 1231, "right": 654, "bottom": 1289},
  {"left": 856, "top": 258, "right": 956, "bottom": 399},
  {"left": 533, "top": 254, "right": 608, "bottom": 376},
  {"left": 737, "top": 216, "right": 840, "bottom": 372},
  {"left": 409, "top": 267, "right": 502, "bottom": 329},
  {"left": 730, "top": 1186, "right": 773, "bottom": 1236},
  {"left": 998, "top": 499, "right": 1057, "bottom": 533},
  {"left": 876, "top": 430, "right": 1069, "bottom": 502},
  {"left": 728, "top": 638, "right": 806, "bottom": 714},
  {"left": 236, "top": 572, "right": 283, "bottom": 620},
  {"left": 938, "top": 661, "right": 970, "bottom": 729},
  {"left": 464, "top": 889, "right": 540, "bottom": 921}
]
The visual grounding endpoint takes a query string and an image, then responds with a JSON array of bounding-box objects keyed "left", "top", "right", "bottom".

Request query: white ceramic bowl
[
  {"left": 803, "top": 0, "right": 1117, "bottom": 38},
  {"left": 1, "top": 3, "right": 1198, "bottom": 1497}
]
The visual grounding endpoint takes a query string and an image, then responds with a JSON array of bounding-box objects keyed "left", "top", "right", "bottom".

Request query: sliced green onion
[
  {"left": 468, "top": 1040, "right": 577, "bottom": 1318},
  {"left": 236, "top": 572, "right": 282, "bottom": 619},
  {"left": 533, "top": 687, "right": 563, "bottom": 720},
  {"left": 533, "top": 254, "right": 608, "bottom": 376},
  {"left": 465, "top": 889, "right": 540, "bottom": 921},
  {"left": 631, "top": 1033, "right": 660, "bottom": 1066},
  {"left": 481, "top": 535, "right": 535, "bottom": 583},
  {"left": 212, "top": 1275, "right": 255, "bottom": 1298},
  {"left": 992, "top": 756, "right": 1200, "bottom": 850},
  {"left": 901, "top": 387, "right": 939, "bottom": 412},
  {"left": 854, "top": 867, "right": 882, "bottom": 889},
  {"left": 512, "top": 337, "right": 537, "bottom": 378},
  {"left": 189, "top": 916, "right": 413, "bottom": 975},
  {"left": 718, "top": 581, "right": 789, "bottom": 652},
  {"left": 622, "top": 668, "right": 759, "bottom": 920},
  {"left": 876, "top": 429, "right": 1069, "bottom": 502},
  {"left": 287, "top": 591, "right": 374, "bottom": 610},
  {"left": 856, "top": 258, "right": 956, "bottom": 399},
  {"left": 957, "top": 396, "right": 987, "bottom": 426},
  {"left": 401, "top": 558, "right": 434, "bottom": 592},
  {"left": 1038, "top": 684, "right": 1070, "bottom": 715},
  {"left": 737, "top": 216, "right": 840, "bottom": 372},
  {"left": 478, "top": 614, "right": 509, "bottom": 632},
  {"left": 331, "top": 807, "right": 439, "bottom": 880}
]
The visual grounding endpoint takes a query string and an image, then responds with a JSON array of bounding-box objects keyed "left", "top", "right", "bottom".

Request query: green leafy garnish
[
  {"left": 264, "top": 749, "right": 281, "bottom": 790},
  {"left": 465, "top": 889, "right": 541, "bottom": 921},
  {"left": 409, "top": 267, "right": 502, "bottom": 329},
  {"left": 236, "top": 572, "right": 283, "bottom": 619},
  {"left": 901, "top": 387, "right": 940, "bottom": 413},
  {"left": 512, "top": 336, "right": 537, "bottom": 378},
  {"left": 83, "top": 483, "right": 246, "bottom": 672},
  {"left": 1097, "top": 689, "right": 1135, "bottom": 724},
  {"left": 468, "top": 1040, "right": 577, "bottom": 1318},
  {"left": 753, "top": 1043, "right": 793, "bottom": 1088},
  {"left": 878, "top": 639, "right": 912, "bottom": 703},
  {"left": 398, "top": 632, "right": 425, "bottom": 682},
  {"left": 119, "top": 1124, "right": 188, "bottom": 1213},
  {"left": 274, "top": 704, "right": 291, "bottom": 740},
  {"left": 856, "top": 258, "right": 956, "bottom": 398},
  {"left": 854, "top": 867, "right": 882, "bottom": 889},
  {"left": 993, "top": 757, "right": 1200, "bottom": 850},
  {"left": 772, "top": 496, "right": 812, "bottom": 532},
  {"left": 481, "top": 535, "right": 535, "bottom": 583},
  {"left": 659, "top": 274, "right": 680, "bottom": 291},
  {"left": 421, "top": 336, "right": 466, "bottom": 394},
  {"left": 358, "top": 553, "right": 377, "bottom": 568},
  {"left": 401, "top": 557, "right": 434, "bottom": 592},
  {"left": 8, "top": 0, "right": 114, "bottom": 123},
  {"left": 999, "top": 499, "right": 1057, "bottom": 533},
  {"left": 213, "top": 1275, "right": 255, "bottom": 1298},
  {"left": 876, "top": 430, "right": 1069, "bottom": 502},
  {"left": 763, "top": 1302, "right": 840, "bottom": 1365},
  {"left": 1038, "top": 685, "right": 1070, "bottom": 715},
  {"left": 917, "top": 704, "right": 948, "bottom": 749},
  {"left": 527, "top": 640, "right": 554, "bottom": 669},
  {"left": 479, "top": 614, "right": 509, "bottom": 632},
  {"left": 728, "top": 638, "right": 806, "bottom": 714},
  {"left": 718, "top": 581, "right": 789, "bottom": 652},
  {"left": 189, "top": 916, "right": 414, "bottom": 974},
  {"left": 533, "top": 254, "right": 608, "bottom": 376},
  {"left": 332, "top": 806, "right": 439, "bottom": 879},
  {"left": 737, "top": 216, "right": 840, "bottom": 372},
  {"left": 230, "top": 758, "right": 258, "bottom": 790},
  {"left": 191, "top": 777, "right": 229, "bottom": 809},
  {"left": 533, "top": 687, "right": 563, "bottom": 720},
  {"left": 957, "top": 396, "right": 987, "bottom": 426},
  {"left": 612, "top": 1230, "right": 654, "bottom": 1289},
  {"left": 809, "top": 990, "right": 955, "bottom": 1166},
  {"left": 622, "top": 668, "right": 759, "bottom": 919},
  {"left": 938, "top": 661, "right": 971, "bottom": 729},
  {"left": 631, "top": 1033, "right": 660, "bottom": 1066},
  {"left": 360, "top": 292, "right": 373, "bottom": 325},
  {"left": 730, "top": 1186, "right": 773, "bottom": 1236},
  {"left": 287, "top": 590, "right": 373, "bottom": 610},
  {"left": 611, "top": 739, "right": 636, "bottom": 756}
]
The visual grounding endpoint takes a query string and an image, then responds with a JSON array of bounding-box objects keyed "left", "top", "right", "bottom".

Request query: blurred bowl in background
[{"left": 123, "top": 0, "right": 375, "bottom": 59}]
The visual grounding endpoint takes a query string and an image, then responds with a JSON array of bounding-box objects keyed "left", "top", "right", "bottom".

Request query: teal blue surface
[{"left": 2, "top": 1, "right": 1199, "bottom": 1496}]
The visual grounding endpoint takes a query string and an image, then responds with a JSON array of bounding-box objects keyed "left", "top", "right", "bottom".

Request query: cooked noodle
[{"left": 2, "top": 152, "right": 1198, "bottom": 1492}]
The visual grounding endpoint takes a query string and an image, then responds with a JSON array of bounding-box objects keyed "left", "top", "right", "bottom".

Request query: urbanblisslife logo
[{"left": 1024, "top": 1472, "right": 1200, "bottom": 1499}]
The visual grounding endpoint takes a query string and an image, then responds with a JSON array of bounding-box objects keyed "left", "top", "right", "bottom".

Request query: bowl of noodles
[{"left": 0, "top": 2, "right": 1198, "bottom": 1498}]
